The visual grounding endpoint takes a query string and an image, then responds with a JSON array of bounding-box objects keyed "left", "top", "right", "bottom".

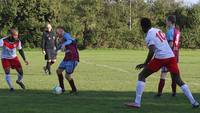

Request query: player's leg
[
  {"left": 65, "top": 74, "right": 77, "bottom": 95},
  {"left": 125, "top": 67, "right": 154, "bottom": 108},
  {"left": 125, "top": 58, "right": 162, "bottom": 108},
  {"left": 46, "top": 60, "right": 52, "bottom": 75},
  {"left": 65, "top": 61, "right": 78, "bottom": 94},
  {"left": 43, "top": 49, "right": 52, "bottom": 75},
  {"left": 50, "top": 59, "right": 56, "bottom": 66},
  {"left": 56, "top": 68, "right": 65, "bottom": 92},
  {"left": 4, "top": 69, "right": 14, "bottom": 91},
  {"left": 15, "top": 68, "right": 25, "bottom": 90},
  {"left": 2, "top": 59, "right": 14, "bottom": 91},
  {"left": 50, "top": 50, "right": 57, "bottom": 66},
  {"left": 13, "top": 57, "right": 25, "bottom": 90},
  {"left": 170, "top": 54, "right": 179, "bottom": 97},
  {"left": 167, "top": 58, "right": 199, "bottom": 108},
  {"left": 170, "top": 73, "right": 177, "bottom": 96},
  {"left": 157, "top": 67, "right": 168, "bottom": 97}
]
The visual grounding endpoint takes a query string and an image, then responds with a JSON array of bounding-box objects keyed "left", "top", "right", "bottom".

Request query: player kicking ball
[
  {"left": 56, "top": 26, "right": 79, "bottom": 95},
  {"left": 0, "top": 27, "right": 29, "bottom": 91},
  {"left": 125, "top": 18, "right": 199, "bottom": 108}
]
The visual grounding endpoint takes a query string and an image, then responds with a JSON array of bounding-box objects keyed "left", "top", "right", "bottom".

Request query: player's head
[
  {"left": 56, "top": 26, "right": 65, "bottom": 38},
  {"left": 46, "top": 23, "right": 52, "bottom": 32},
  {"left": 166, "top": 15, "right": 176, "bottom": 27},
  {"left": 9, "top": 27, "right": 19, "bottom": 40},
  {"left": 140, "top": 18, "right": 152, "bottom": 33}
]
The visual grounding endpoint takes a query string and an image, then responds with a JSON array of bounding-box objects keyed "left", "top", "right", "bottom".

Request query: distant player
[
  {"left": 157, "top": 15, "right": 181, "bottom": 97},
  {"left": 41, "top": 23, "right": 57, "bottom": 75},
  {"left": 125, "top": 18, "right": 199, "bottom": 108},
  {"left": 0, "top": 27, "right": 29, "bottom": 91},
  {"left": 56, "top": 26, "right": 79, "bottom": 94}
]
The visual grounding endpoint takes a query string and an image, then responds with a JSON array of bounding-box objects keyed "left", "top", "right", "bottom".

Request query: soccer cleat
[
  {"left": 62, "top": 89, "right": 65, "bottom": 93},
  {"left": 156, "top": 93, "right": 162, "bottom": 97},
  {"left": 69, "top": 90, "right": 78, "bottom": 95},
  {"left": 172, "top": 93, "right": 176, "bottom": 97},
  {"left": 43, "top": 66, "right": 48, "bottom": 74},
  {"left": 125, "top": 102, "right": 141, "bottom": 109},
  {"left": 10, "top": 88, "right": 14, "bottom": 92},
  {"left": 48, "top": 71, "right": 51, "bottom": 75},
  {"left": 192, "top": 101, "right": 199, "bottom": 108},
  {"left": 16, "top": 81, "right": 26, "bottom": 90}
]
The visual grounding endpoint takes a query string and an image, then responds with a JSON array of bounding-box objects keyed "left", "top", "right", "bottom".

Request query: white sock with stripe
[
  {"left": 181, "top": 84, "right": 196, "bottom": 104},
  {"left": 134, "top": 81, "right": 145, "bottom": 106},
  {"left": 5, "top": 74, "right": 13, "bottom": 89}
]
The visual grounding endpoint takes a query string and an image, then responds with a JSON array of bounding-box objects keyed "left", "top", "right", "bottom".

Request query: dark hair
[
  {"left": 140, "top": 18, "right": 151, "bottom": 29},
  {"left": 56, "top": 26, "right": 65, "bottom": 30},
  {"left": 167, "top": 15, "right": 176, "bottom": 24},
  {"left": 9, "top": 27, "right": 18, "bottom": 34}
]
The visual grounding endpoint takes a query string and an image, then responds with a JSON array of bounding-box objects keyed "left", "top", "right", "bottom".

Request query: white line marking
[{"left": 81, "top": 60, "right": 200, "bottom": 86}]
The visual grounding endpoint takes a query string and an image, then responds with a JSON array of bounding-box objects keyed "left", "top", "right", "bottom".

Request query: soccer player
[
  {"left": 41, "top": 23, "right": 57, "bottom": 75},
  {"left": 0, "top": 27, "right": 29, "bottom": 91},
  {"left": 125, "top": 18, "right": 199, "bottom": 108},
  {"left": 56, "top": 26, "right": 79, "bottom": 94},
  {"left": 157, "top": 15, "right": 181, "bottom": 97}
]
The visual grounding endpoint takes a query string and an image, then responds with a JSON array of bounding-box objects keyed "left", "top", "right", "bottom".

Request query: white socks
[
  {"left": 134, "top": 81, "right": 145, "bottom": 105},
  {"left": 181, "top": 84, "right": 196, "bottom": 104},
  {"left": 5, "top": 74, "right": 13, "bottom": 89}
]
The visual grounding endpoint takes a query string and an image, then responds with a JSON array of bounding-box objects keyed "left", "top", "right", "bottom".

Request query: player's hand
[
  {"left": 135, "top": 63, "right": 145, "bottom": 70},
  {"left": 25, "top": 60, "right": 29, "bottom": 65},
  {"left": 61, "top": 45, "right": 65, "bottom": 51},
  {"left": 42, "top": 50, "right": 46, "bottom": 54}
]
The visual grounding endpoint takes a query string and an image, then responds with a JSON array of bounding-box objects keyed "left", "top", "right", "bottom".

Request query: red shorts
[
  {"left": 1, "top": 57, "right": 22, "bottom": 70},
  {"left": 147, "top": 57, "right": 179, "bottom": 74}
]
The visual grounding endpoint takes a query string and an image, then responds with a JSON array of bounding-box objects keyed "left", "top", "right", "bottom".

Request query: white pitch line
[{"left": 81, "top": 60, "right": 200, "bottom": 86}]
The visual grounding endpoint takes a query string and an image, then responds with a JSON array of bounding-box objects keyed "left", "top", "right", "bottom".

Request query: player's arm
[
  {"left": 144, "top": 45, "right": 155, "bottom": 64},
  {"left": 0, "top": 36, "right": 9, "bottom": 47},
  {"left": 62, "top": 33, "right": 73, "bottom": 47},
  {"left": 168, "top": 41, "right": 173, "bottom": 48},
  {"left": 56, "top": 34, "right": 73, "bottom": 52},
  {"left": 0, "top": 39, "right": 4, "bottom": 47},
  {"left": 18, "top": 41, "right": 29, "bottom": 65},
  {"left": 136, "top": 45, "right": 155, "bottom": 70},
  {"left": 167, "top": 30, "right": 174, "bottom": 48},
  {"left": 41, "top": 32, "right": 46, "bottom": 54}
]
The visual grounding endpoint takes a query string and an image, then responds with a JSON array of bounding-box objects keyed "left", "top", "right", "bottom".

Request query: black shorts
[{"left": 45, "top": 49, "right": 57, "bottom": 60}]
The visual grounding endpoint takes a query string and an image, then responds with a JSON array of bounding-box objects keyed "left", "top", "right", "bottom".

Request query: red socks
[
  {"left": 68, "top": 79, "right": 77, "bottom": 92},
  {"left": 158, "top": 79, "right": 165, "bottom": 94}
]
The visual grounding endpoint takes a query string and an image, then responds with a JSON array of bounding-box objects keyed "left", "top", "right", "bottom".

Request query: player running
[
  {"left": 41, "top": 23, "right": 57, "bottom": 75},
  {"left": 157, "top": 15, "right": 181, "bottom": 97},
  {"left": 125, "top": 18, "right": 199, "bottom": 108},
  {"left": 0, "top": 27, "right": 29, "bottom": 91},
  {"left": 56, "top": 26, "right": 79, "bottom": 95}
]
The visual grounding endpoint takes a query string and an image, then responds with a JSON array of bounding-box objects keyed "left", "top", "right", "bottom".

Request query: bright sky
[{"left": 179, "top": 0, "right": 199, "bottom": 4}]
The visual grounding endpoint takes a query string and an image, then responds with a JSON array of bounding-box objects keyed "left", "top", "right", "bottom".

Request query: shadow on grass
[{"left": 0, "top": 89, "right": 199, "bottom": 113}]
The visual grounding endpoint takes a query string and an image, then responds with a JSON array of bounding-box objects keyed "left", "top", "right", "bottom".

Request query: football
[{"left": 52, "top": 85, "right": 62, "bottom": 94}]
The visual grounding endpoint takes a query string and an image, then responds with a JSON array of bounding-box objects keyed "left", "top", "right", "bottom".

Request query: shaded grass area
[{"left": 0, "top": 89, "right": 199, "bottom": 113}]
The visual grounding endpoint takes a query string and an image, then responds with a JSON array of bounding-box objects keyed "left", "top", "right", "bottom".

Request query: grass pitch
[{"left": 0, "top": 49, "right": 199, "bottom": 113}]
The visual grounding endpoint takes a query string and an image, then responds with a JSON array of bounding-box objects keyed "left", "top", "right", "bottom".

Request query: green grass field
[{"left": 0, "top": 49, "right": 199, "bottom": 113}]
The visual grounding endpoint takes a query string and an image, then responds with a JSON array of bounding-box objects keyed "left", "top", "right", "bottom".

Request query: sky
[{"left": 178, "top": 0, "right": 199, "bottom": 4}]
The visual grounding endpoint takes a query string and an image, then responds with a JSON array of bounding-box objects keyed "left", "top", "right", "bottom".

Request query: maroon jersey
[
  {"left": 64, "top": 43, "right": 79, "bottom": 61},
  {"left": 172, "top": 28, "right": 181, "bottom": 61}
]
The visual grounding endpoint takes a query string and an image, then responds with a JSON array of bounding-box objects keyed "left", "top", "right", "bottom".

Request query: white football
[{"left": 53, "top": 85, "right": 62, "bottom": 94}]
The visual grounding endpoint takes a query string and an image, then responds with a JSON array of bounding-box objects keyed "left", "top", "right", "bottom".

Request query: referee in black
[{"left": 41, "top": 23, "right": 57, "bottom": 75}]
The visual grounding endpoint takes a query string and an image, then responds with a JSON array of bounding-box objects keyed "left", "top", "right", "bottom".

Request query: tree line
[{"left": 0, "top": 0, "right": 200, "bottom": 49}]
